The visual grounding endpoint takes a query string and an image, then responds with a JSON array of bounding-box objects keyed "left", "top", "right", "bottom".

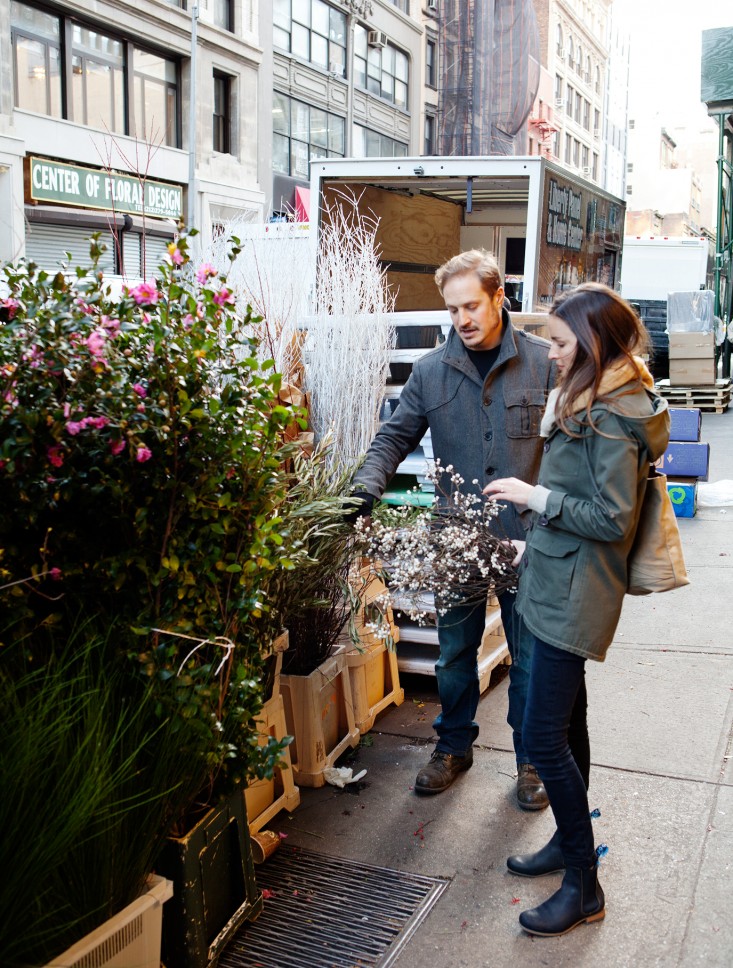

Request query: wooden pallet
[{"left": 655, "top": 378, "right": 731, "bottom": 412}]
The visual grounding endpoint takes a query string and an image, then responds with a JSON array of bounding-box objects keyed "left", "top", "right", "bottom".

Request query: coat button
[
  {"left": 543, "top": 442, "right": 550, "bottom": 452},
  {"left": 538, "top": 514, "right": 549, "bottom": 527},
  {"left": 484, "top": 430, "right": 493, "bottom": 441},
  {"left": 486, "top": 466, "right": 495, "bottom": 475},
  {"left": 483, "top": 396, "right": 492, "bottom": 405}
]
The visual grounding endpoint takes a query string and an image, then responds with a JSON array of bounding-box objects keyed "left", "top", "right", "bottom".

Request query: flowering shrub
[
  {"left": 0, "top": 234, "right": 302, "bottom": 805},
  {"left": 356, "top": 462, "right": 518, "bottom": 624}
]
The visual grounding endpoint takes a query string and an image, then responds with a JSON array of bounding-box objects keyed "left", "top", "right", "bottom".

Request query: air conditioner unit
[
  {"left": 582, "top": 166, "right": 591, "bottom": 175},
  {"left": 555, "top": 98, "right": 564, "bottom": 108},
  {"left": 426, "top": 1, "right": 439, "bottom": 13},
  {"left": 593, "top": 128, "right": 601, "bottom": 139},
  {"left": 557, "top": 48, "right": 565, "bottom": 59},
  {"left": 368, "top": 30, "right": 388, "bottom": 48}
]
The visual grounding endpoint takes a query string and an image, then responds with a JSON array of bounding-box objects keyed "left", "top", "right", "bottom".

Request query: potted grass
[{"left": 0, "top": 234, "right": 301, "bottom": 968}]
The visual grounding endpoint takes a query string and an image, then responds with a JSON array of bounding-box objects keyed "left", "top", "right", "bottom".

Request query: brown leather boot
[
  {"left": 414, "top": 749, "right": 473, "bottom": 794},
  {"left": 516, "top": 763, "right": 549, "bottom": 811}
]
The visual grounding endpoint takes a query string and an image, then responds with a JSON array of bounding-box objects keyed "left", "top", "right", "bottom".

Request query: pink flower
[
  {"left": 74, "top": 297, "right": 94, "bottom": 315},
  {"left": 167, "top": 242, "right": 184, "bottom": 266},
  {"left": 1, "top": 297, "right": 20, "bottom": 319},
  {"left": 136, "top": 402, "right": 146, "bottom": 412},
  {"left": 66, "top": 421, "right": 83, "bottom": 435},
  {"left": 182, "top": 313, "right": 195, "bottom": 330},
  {"left": 196, "top": 263, "right": 217, "bottom": 284},
  {"left": 86, "top": 416, "right": 109, "bottom": 430},
  {"left": 109, "top": 439, "right": 126, "bottom": 456},
  {"left": 47, "top": 446, "right": 64, "bottom": 468},
  {"left": 63, "top": 402, "right": 71, "bottom": 418},
  {"left": 136, "top": 445, "right": 152, "bottom": 463},
  {"left": 85, "top": 329, "right": 107, "bottom": 357},
  {"left": 129, "top": 281, "right": 159, "bottom": 306},
  {"left": 49, "top": 567, "right": 62, "bottom": 581},
  {"left": 132, "top": 383, "right": 147, "bottom": 398},
  {"left": 213, "top": 287, "right": 234, "bottom": 307},
  {"left": 101, "top": 315, "right": 121, "bottom": 336}
]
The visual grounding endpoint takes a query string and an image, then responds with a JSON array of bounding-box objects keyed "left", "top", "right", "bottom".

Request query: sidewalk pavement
[{"left": 275, "top": 407, "right": 733, "bottom": 968}]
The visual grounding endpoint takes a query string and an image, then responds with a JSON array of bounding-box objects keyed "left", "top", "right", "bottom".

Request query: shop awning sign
[{"left": 29, "top": 157, "right": 182, "bottom": 220}]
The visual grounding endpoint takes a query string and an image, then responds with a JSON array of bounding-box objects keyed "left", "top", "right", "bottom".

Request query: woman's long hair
[{"left": 550, "top": 282, "right": 651, "bottom": 434}]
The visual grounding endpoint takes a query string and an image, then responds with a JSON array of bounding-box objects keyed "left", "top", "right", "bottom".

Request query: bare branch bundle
[
  {"left": 356, "top": 462, "right": 518, "bottom": 624},
  {"left": 305, "top": 190, "right": 396, "bottom": 477}
]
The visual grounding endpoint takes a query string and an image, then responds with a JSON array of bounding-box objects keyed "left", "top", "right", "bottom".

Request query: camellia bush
[{"left": 0, "top": 233, "right": 302, "bottom": 804}]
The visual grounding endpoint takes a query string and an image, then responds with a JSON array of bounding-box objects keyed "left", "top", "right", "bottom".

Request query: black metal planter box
[{"left": 157, "top": 787, "right": 263, "bottom": 968}]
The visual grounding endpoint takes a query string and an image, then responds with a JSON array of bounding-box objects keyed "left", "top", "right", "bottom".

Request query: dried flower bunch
[{"left": 355, "top": 461, "right": 518, "bottom": 625}]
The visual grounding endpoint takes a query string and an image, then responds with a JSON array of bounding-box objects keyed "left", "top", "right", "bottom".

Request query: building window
[
  {"left": 555, "top": 74, "right": 563, "bottom": 106},
  {"left": 213, "top": 71, "right": 232, "bottom": 154},
  {"left": 565, "top": 133, "right": 572, "bottom": 163},
  {"left": 354, "top": 26, "right": 409, "bottom": 109},
  {"left": 567, "top": 36, "right": 574, "bottom": 67},
  {"left": 133, "top": 49, "right": 178, "bottom": 147},
  {"left": 594, "top": 108, "right": 600, "bottom": 134},
  {"left": 353, "top": 124, "right": 407, "bottom": 158},
  {"left": 627, "top": 184, "right": 633, "bottom": 196},
  {"left": 210, "top": 0, "right": 233, "bottom": 31},
  {"left": 424, "top": 113, "right": 436, "bottom": 155},
  {"left": 10, "top": 1, "right": 180, "bottom": 146},
  {"left": 566, "top": 84, "right": 573, "bottom": 116},
  {"left": 71, "top": 25, "right": 125, "bottom": 134},
  {"left": 627, "top": 162, "right": 634, "bottom": 173},
  {"left": 592, "top": 152, "right": 599, "bottom": 180},
  {"left": 595, "top": 65, "right": 601, "bottom": 93},
  {"left": 273, "top": 92, "right": 345, "bottom": 178},
  {"left": 556, "top": 24, "right": 563, "bottom": 56},
  {"left": 582, "top": 144, "right": 589, "bottom": 170},
  {"left": 10, "top": 1, "right": 62, "bottom": 117},
  {"left": 583, "top": 99, "right": 590, "bottom": 130},
  {"left": 573, "top": 139, "right": 580, "bottom": 167},
  {"left": 426, "top": 38, "right": 437, "bottom": 88},
  {"left": 585, "top": 55, "right": 591, "bottom": 84},
  {"left": 273, "top": 0, "right": 347, "bottom": 77},
  {"left": 574, "top": 91, "right": 582, "bottom": 121},
  {"left": 386, "top": 0, "right": 409, "bottom": 9},
  {"left": 629, "top": 118, "right": 635, "bottom": 130},
  {"left": 553, "top": 130, "right": 560, "bottom": 158},
  {"left": 575, "top": 43, "right": 582, "bottom": 74}
]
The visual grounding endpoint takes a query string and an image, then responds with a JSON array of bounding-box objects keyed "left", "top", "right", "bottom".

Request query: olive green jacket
[{"left": 516, "top": 383, "right": 670, "bottom": 661}]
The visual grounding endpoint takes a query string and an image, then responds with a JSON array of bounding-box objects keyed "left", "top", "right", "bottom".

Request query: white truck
[
  {"left": 620, "top": 236, "right": 710, "bottom": 301},
  {"left": 309, "top": 155, "right": 626, "bottom": 315}
]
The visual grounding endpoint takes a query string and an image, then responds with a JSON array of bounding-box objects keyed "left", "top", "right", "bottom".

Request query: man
[{"left": 350, "top": 250, "right": 554, "bottom": 808}]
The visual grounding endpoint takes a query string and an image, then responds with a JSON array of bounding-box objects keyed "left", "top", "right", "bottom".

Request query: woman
[{"left": 484, "top": 283, "right": 670, "bottom": 938}]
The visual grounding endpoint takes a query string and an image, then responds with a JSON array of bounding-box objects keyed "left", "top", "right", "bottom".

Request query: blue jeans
[
  {"left": 523, "top": 635, "right": 595, "bottom": 868},
  {"left": 433, "top": 591, "right": 534, "bottom": 762}
]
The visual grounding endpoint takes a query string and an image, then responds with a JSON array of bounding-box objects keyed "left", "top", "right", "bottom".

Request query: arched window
[
  {"left": 586, "top": 55, "right": 591, "bottom": 84},
  {"left": 595, "top": 65, "right": 601, "bottom": 93},
  {"left": 567, "top": 36, "right": 574, "bottom": 67},
  {"left": 576, "top": 43, "right": 582, "bottom": 73},
  {"left": 556, "top": 24, "right": 563, "bottom": 56}
]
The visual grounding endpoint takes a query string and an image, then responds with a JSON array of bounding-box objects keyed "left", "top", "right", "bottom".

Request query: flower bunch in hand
[{"left": 355, "top": 461, "right": 518, "bottom": 624}]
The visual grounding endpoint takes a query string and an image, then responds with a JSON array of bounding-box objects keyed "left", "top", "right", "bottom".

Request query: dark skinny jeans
[{"left": 522, "top": 634, "right": 595, "bottom": 869}]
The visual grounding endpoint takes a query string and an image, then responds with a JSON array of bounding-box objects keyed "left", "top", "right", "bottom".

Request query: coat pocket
[
  {"left": 525, "top": 527, "right": 581, "bottom": 609},
  {"left": 504, "top": 388, "right": 547, "bottom": 438}
]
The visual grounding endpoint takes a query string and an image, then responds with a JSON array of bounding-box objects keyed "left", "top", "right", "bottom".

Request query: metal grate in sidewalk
[{"left": 219, "top": 846, "right": 450, "bottom": 968}]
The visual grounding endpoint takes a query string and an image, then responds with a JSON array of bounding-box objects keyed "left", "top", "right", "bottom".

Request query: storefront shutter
[{"left": 25, "top": 224, "right": 116, "bottom": 273}]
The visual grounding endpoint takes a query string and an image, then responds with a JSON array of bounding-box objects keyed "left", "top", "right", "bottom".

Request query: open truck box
[{"left": 309, "top": 156, "right": 625, "bottom": 315}]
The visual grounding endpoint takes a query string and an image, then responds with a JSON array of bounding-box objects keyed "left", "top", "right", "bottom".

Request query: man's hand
[{"left": 343, "top": 492, "right": 376, "bottom": 525}]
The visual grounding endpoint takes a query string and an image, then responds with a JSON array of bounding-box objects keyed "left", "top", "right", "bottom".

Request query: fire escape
[{"left": 527, "top": 109, "right": 559, "bottom": 159}]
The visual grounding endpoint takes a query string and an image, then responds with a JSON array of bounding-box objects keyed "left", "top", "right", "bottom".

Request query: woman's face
[{"left": 547, "top": 314, "right": 578, "bottom": 377}]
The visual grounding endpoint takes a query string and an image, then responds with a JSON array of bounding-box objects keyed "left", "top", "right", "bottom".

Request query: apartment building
[
  {"left": 0, "top": 0, "right": 426, "bottom": 270},
  {"left": 530, "top": 0, "right": 612, "bottom": 184}
]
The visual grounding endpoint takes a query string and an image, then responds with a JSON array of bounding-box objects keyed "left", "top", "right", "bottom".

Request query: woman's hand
[
  {"left": 483, "top": 477, "right": 534, "bottom": 506},
  {"left": 508, "top": 539, "right": 525, "bottom": 567}
]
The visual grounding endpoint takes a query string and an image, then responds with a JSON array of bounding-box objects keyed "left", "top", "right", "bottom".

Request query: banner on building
[{"left": 28, "top": 157, "right": 182, "bottom": 220}]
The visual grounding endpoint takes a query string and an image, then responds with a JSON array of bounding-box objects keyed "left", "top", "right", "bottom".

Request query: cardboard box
[
  {"left": 666, "top": 477, "right": 697, "bottom": 518},
  {"left": 655, "top": 441, "right": 710, "bottom": 481},
  {"left": 668, "top": 331, "right": 715, "bottom": 359},
  {"left": 668, "top": 358, "right": 717, "bottom": 386},
  {"left": 669, "top": 408, "right": 702, "bottom": 442}
]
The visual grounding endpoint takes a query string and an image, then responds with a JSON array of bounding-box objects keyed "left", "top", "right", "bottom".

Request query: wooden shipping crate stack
[{"left": 655, "top": 291, "right": 731, "bottom": 413}]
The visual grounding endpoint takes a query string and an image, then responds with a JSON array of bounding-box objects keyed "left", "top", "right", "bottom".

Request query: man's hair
[{"left": 434, "top": 249, "right": 503, "bottom": 297}]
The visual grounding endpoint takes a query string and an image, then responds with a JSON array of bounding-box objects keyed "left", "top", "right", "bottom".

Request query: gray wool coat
[
  {"left": 352, "top": 310, "right": 555, "bottom": 541},
  {"left": 516, "top": 384, "right": 671, "bottom": 661}
]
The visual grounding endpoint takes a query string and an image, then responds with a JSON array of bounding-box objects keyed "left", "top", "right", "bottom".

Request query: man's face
[{"left": 442, "top": 272, "right": 505, "bottom": 351}]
